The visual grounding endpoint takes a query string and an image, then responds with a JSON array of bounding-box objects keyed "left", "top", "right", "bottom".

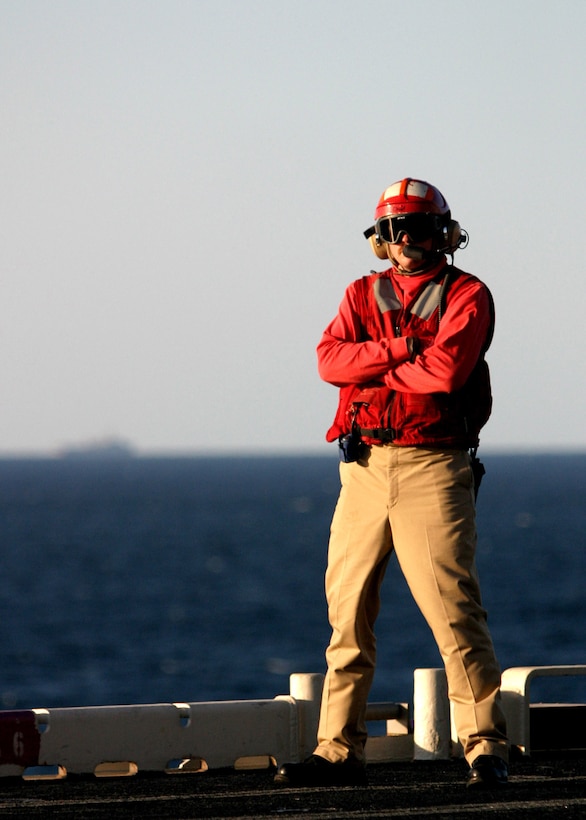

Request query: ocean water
[{"left": 0, "top": 453, "right": 585, "bottom": 712}]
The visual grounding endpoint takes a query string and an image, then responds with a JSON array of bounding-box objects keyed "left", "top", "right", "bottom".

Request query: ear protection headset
[
  {"left": 365, "top": 228, "right": 393, "bottom": 260},
  {"left": 439, "top": 219, "right": 469, "bottom": 254}
]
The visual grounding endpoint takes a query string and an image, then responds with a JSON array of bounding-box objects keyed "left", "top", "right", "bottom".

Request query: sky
[{"left": 1, "top": 0, "right": 585, "bottom": 456}]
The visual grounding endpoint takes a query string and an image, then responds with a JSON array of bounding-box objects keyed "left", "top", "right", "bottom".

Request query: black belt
[{"left": 357, "top": 427, "right": 396, "bottom": 442}]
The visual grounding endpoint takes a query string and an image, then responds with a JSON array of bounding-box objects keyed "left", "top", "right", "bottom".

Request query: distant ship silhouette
[{"left": 58, "top": 438, "right": 135, "bottom": 460}]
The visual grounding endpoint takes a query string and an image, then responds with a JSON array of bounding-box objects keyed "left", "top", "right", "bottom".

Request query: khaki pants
[{"left": 315, "top": 445, "right": 508, "bottom": 766}]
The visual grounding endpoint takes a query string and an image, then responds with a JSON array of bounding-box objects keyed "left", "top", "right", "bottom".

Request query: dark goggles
[{"left": 376, "top": 212, "right": 443, "bottom": 244}]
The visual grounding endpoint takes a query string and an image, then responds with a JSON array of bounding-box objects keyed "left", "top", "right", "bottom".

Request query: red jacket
[{"left": 317, "top": 259, "right": 493, "bottom": 449}]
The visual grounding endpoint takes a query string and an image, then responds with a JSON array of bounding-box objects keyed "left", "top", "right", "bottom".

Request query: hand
[{"left": 407, "top": 337, "right": 420, "bottom": 361}]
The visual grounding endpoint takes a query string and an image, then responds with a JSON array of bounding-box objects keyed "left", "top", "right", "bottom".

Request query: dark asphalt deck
[{"left": 0, "top": 754, "right": 585, "bottom": 819}]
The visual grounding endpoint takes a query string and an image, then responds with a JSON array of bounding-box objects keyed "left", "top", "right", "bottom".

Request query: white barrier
[
  {"left": 1, "top": 665, "right": 584, "bottom": 779},
  {"left": 0, "top": 696, "right": 300, "bottom": 779},
  {"left": 42, "top": 698, "right": 298, "bottom": 774},
  {"left": 0, "top": 672, "right": 408, "bottom": 779},
  {"left": 0, "top": 697, "right": 298, "bottom": 778},
  {"left": 501, "top": 664, "right": 586, "bottom": 755}
]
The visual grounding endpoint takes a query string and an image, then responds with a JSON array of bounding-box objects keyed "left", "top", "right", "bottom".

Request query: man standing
[{"left": 275, "top": 178, "right": 508, "bottom": 789}]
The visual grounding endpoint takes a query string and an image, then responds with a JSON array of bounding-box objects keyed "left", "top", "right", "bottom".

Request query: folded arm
[
  {"left": 384, "top": 279, "right": 492, "bottom": 394},
  {"left": 317, "top": 284, "right": 413, "bottom": 387},
  {"left": 317, "top": 276, "right": 492, "bottom": 393}
]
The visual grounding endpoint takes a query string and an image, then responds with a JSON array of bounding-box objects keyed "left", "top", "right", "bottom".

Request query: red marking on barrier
[{"left": 0, "top": 711, "right": 41, "bottom": 767}]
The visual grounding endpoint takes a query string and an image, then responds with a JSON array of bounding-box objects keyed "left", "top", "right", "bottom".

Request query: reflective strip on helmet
[{"left": 381, "top": 179, "right": 433, "bottom": 203}]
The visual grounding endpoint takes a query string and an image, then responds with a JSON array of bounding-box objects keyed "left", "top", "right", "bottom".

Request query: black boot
[
  {"left": 466, "top": 755, "right": 508, "bottom": 789},
  {"left": 274, "top": 754, "right": 367, "bottom": 787}
]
